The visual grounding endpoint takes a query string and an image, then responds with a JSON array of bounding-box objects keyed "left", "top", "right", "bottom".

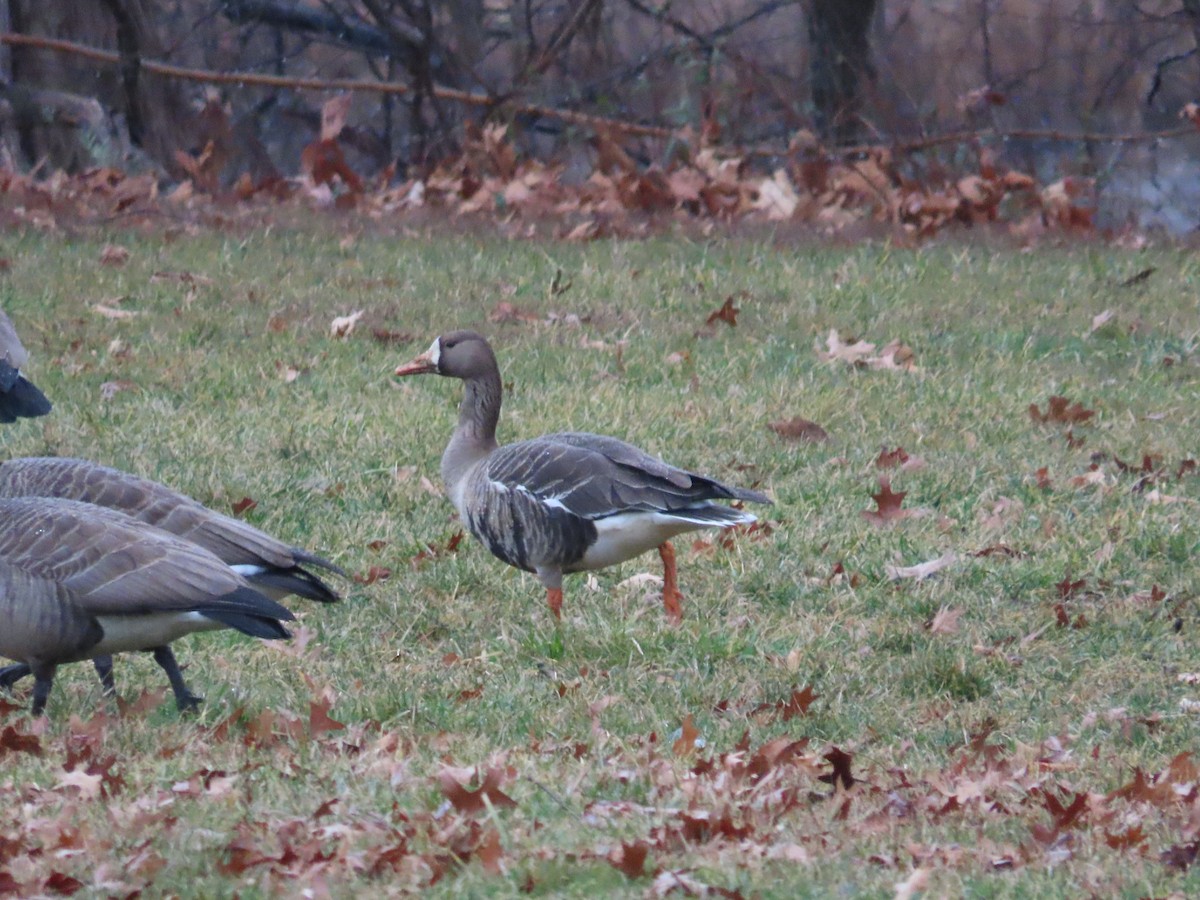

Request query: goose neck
[{"left": 457, "top": 370, "right": 502, "bottom": 445}]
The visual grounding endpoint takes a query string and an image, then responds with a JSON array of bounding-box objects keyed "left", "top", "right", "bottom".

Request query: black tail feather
[
  {"left": 204, "top": 609, "right": 292, "bottom": 640},
  {"left": 249, "top": 567, "right": 340, "bottom": 603},
  {"left": 200, "top": 585, "right": 295, "bottom": 639},
  {"left": 0, "top": 374, "right": 51, "bottom": 423},
  {"left": 290, "top": 549, "right": 350, "bottom": 580}
]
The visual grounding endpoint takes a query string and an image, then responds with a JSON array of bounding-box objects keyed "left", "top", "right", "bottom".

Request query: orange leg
[
  {"left": 658, "top": 541, "right": 684, "bottom": 625},
  {"left": 546, "top": 586, "right": 564, "bottom": 620}
]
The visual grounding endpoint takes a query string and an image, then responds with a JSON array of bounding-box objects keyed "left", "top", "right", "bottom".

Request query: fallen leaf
[
  {"left": 0, "top": 725, "right": 41, "bottom": 757},
  {"left": 876, "top": 447, "right": 910, "bottom": 468},
  {"left": 819, "top": 746, "right": 855, "bottom": 790},
  {"left": 488, "top": 301, "right": 541, "bottom": 324},
  {"left": 868, "top": 339, "right": 918, "bottom": 371},
  {"left": 651, "top": 870, "right": 713, "bottom": 897},
  {"left": 1143, "top": 488, "right": 1193, "bottom": 504},
  {"left": 1119, "top": 267, "right": 1155, "bottom": 288},
  {"left": 309, "top": 697, "right": 346, "bottom": 738},
  {"left": 1030, "top": 396, "right": 1094, "bottom": 425},
  {"left": 780, "top": 685, "right": 820, "bottom": 720},
  {"left": 43, "top": 872, "right": 84, "bottom": 894},
  {"left": 92, "top": 302, "right": 139, "bottom": 320},
  {"left": 95, "top": 378, "right": 137, "bottom": 402},
  {"left": 57, "top": 768, "right": 104, "bottom": 798},
  {"left": 862, "top": 477, "right": 925, "bottom": 525},
  {"left": 1087, "top": 309, "right": 1115, "bottom": 334},
  {"left": 926, "top": 605, "right": 964, "bottom": 634},
  {"left": 886, "top": 552, "right": 957, "bottom": 581},
  {"left": 100, "top": 244, "right": 130, "bottom": 266},
  {"left": 753, "top": 169, "right": 800, "bottom": 220},
  {"left": 615, "top": 572, "right": 663, "bottom": 592},
  {"left": 971, "top": 544, "right": 1024, "bottom": 558},
  {"left": 671, "top": 714, "right": 700, "bottom": 756},
  {"left": 705, "top": 296, "right": 740, "bottom": 328},
  {"left": 894, "top": 868, "right": 930, "bottom": 900},
  {"left": 817, "top": 329, "right": 875, "bottom": 365},
  {"left": 353, "top": 565, "right": 391, "bottom": 585},
  {"left": 230, "top": 497, "right": 257, "bottom": 516},
  {"left": 768, "top": 416, "right": 829, "bottom": 443},
  {"left": 371, "top": 328, "right": 412, "bottom": 345},
  {"left": 1069, "top": 467, "right": 1108, "bottom": 489},
  {"left": 151, "top": 270, "right": 214, "bottom": 286},
  {"left": 1056, "top": 576, "right": 1086, "bottom": 599},
  {"left": 330, "top": 310, "right": 364, "bottom": 338},
  {"left": 607, "top": 840, "right": 652, "bottom": 879},
  {"left": 319, "top": 93, "right": 352, "bottom": 142},
  {"left": 300, "top": 138, "right": 363, "bottom": 193},
  {"left": 437, "top": 765, "right": 517, "bottom": 813}
]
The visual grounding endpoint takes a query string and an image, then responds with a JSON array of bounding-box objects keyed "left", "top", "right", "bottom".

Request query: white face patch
[{"left": 427, "top": 337, "right": 441, "bottom": 367}]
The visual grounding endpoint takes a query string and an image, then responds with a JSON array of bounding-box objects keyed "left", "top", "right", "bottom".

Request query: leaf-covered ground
[{"left": 0, "top": 229, "right": 1198, "bottom": 897}]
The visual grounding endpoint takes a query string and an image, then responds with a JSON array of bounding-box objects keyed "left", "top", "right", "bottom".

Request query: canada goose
[
  {"left": 394, "top": 330, "right": 770, "bottom": 622},
  {"left": 0, "top": 309, "right": 51, "bottom": 423},
  {"left": 0, "top": 497, "right": 295, "bottom": 714},
  {"left": 0, "top": 456, "right": 345, "bottom": 699}
]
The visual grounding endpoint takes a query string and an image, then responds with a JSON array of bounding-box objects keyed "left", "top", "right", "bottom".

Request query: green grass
[{"left": 2, "top": 229, "right": 1199, "bottom": 896}]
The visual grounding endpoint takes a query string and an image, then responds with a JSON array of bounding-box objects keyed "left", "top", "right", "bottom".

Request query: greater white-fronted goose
[
  {"left": 394, "top": 330, "right": 770, "bottom": 622},
  {"left": 0, "top": 456, "right": 345, "bottom": 698},
  {"left": 0, "top": 497, "right": 295, "bottom": 715},
  {"left": 0, "top": 309, "right": 51, "bottom": 423}
]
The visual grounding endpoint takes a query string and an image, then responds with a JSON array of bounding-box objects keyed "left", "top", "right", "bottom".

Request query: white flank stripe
[
  {"left": 230, "top": 563, "right": 269, "bottom": 578},
  {"left": 94, "top": 612, "right": 225, "bottom": 654},
  {"left": 572, "top": 510, "right": 737, "bottom": 572}
]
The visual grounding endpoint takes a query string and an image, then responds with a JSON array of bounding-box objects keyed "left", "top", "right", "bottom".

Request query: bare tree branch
[{"left": 531, "top": 0, "right": 603, "bottom": 75}]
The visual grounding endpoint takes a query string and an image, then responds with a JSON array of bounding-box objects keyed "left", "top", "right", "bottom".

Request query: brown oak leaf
[{"left": 768, "top": 416, "right": 828, "bottom": 443}]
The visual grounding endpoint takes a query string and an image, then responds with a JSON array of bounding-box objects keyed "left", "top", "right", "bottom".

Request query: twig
[
  {"left": 531, "top": 0, "right": 604, "bottom": 75},
  {"left": 0, "top": 31, "right": 673, "bottom": 139},
  {"left": 2, "top": 31, "right": 1196, "bottom": 155}
]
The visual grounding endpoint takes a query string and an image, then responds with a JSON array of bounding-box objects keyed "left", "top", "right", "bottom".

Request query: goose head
[{"left": 394, "top": 330, "right": 497, "bottom": 381}]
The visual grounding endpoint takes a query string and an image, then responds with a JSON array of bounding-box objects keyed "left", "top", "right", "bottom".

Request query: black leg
[
  {"left": 151, "top": 646, "right": 203, "bottom": 712},
  {"left": 0, "top": 662, "right": 32, "bottom": 691},
  {"left": 29, "top": 663, "right": 57, "bottom": 716},
  {"left": 92, "top": 656, "right": 117, "bottom": 696}
]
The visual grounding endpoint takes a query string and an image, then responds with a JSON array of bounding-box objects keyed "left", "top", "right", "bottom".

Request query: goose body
[
  {"left": 0, "top": 497, "right": 294, "bottom": 714},
  {"left": 0, "top": 456, "right": 345, "bottom": 602},
  {"left": 0, "top": 456, "right": 344, "bottom": 699},
  {"left": 395, "top": 330, "right": 770, "bottom": 621},
  {"left": 0, "top": 309, "right": 51, "bottom": 422}
]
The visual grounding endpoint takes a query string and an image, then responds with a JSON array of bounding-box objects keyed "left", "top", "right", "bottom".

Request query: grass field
[{"left": 1, "top": 227, "right": 1198, "bottom": 897}]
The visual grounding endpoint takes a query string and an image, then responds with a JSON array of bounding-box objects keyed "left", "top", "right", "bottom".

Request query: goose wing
[
  {"left": 483, "top": 431, "right": 769, "bottom": 522},
  {"left": 0, "top": 457, "right": 346, "bottom": 598},
  {"left": 0, "top": 497, "right": 294, "bottom": 625}
]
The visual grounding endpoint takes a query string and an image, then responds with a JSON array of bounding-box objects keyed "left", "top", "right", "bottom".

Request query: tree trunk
[
  {"left": 4, "top": 0, "right": 190, "bottom": 171},
  {"left": 807, "top": 0, "right": 878, "bottom": 144}
]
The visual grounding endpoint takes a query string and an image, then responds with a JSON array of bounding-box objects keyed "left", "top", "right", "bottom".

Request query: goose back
[
  {"left": 0, "top": 497, "right": 290, "bottom": 620},
  {"left": 485, "top": 431, "right": 770, "bottom": 518},
  {"left": 0, "top": 457, "right": 343, "bottom": 603}
]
